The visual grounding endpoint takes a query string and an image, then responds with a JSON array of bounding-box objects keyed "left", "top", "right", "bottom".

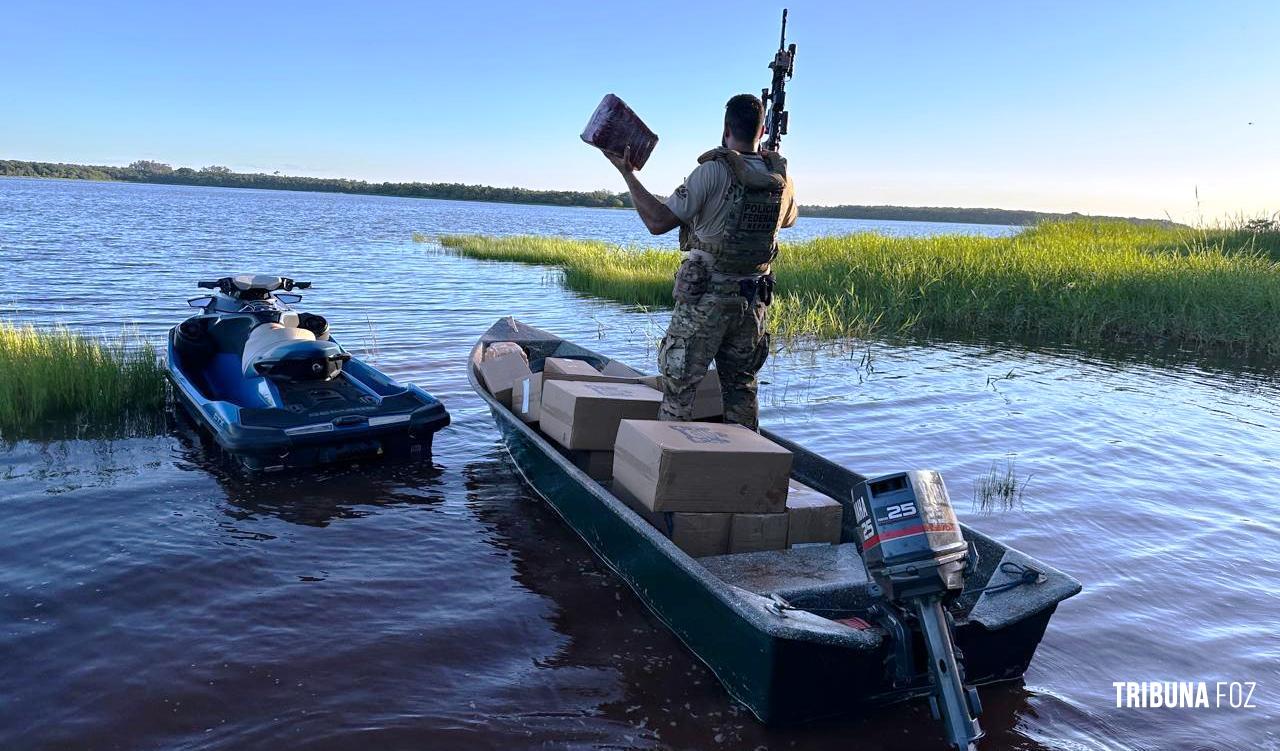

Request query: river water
[{"left": 1, "top": 178, "right": 1276, "bottom": 751}]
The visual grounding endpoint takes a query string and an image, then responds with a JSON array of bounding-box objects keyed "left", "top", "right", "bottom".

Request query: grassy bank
[
  {"left": 435, "top": 220, "right": 1280, "bottom": 358},
  {"left": 0, "top": 322, "right": 166, "bottom": 437}
]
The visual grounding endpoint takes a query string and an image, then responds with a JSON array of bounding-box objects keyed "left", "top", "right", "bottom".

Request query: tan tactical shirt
[{"left": 664, "top": 153, "right": 798, "bottom": 245}]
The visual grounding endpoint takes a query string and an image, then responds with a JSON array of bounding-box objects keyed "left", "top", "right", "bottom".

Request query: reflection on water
[{"left": 2, "top": 178, "right": 1278, "bottom": 750}]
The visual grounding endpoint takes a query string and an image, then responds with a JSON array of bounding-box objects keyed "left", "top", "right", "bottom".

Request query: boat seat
[
  {"left": 698, "top": 543, "right": 871, "bottom": 601},
  {"left": 242, "top": 322, "right": 318, "bottom": 377}
]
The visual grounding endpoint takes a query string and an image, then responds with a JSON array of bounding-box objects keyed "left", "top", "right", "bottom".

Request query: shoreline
[
  {"left": 0, "top": 159, "right": 1177, "bottom": 228},
  {"left": 437, "top": 221, "right": 1280, "bottom": 360}
]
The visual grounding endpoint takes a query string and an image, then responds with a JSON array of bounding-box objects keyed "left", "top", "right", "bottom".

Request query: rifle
[{"left": 761, "top": 9, "right": 797, "bottom": 152}]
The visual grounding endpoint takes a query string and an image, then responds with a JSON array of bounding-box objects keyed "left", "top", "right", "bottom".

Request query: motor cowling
[{"left": 852, "top": 470, "right": 968, "bottom": 601}]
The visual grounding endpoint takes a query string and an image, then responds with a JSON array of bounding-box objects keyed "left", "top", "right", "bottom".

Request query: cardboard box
[
  {"left": 616, "top": 486, "right": 731, "bottom": 557},
  {"left": 639, "top": 369, "right": 723, "bottom": 420},
  {"left": 601, "top": 360, "right": 645, "bottom": 378},
  {"left": 478, "top": 352, "right": 533, "bottom": 407},
  {"left": 543, "top": 357, "right": 640, "bottom": 385},
  {"left": 544, "top": 357, "right": 601, "bottom": 378},
  {"left": 484, "top": 341, "right": 528, "bottom": 366},
  {"left": 729, "top": 513, "right": 790, "bottom": 553},
  {"left": 612, "top": 420, "right": 792, "bottom": 514},
  {"left": 660, "top": 512, "right": 732, "bottom": 557},
  {"left": 539, "top": 380, "right": 663, "bottom": 451},
  {"left": 512, "top": 373, "right": 543, "bottom": 424},
  {"left": 571, "top": 450, "right": 614, "bottom": 482},
  {"left": 786, "top": 481, "right": 844, "bottom": 546}
]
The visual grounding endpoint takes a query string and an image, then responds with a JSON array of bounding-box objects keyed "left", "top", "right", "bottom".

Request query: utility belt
[
  {"left": 673, "top": 250, "right": 775, "bottom": 306},
  {"left": 708, "top": 273, "right": 775, "bottom": 305}
]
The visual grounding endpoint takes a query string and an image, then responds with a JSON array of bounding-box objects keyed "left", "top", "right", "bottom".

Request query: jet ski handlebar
[{"left": 196, "top": 277, "right": 313, "bottom": 294}]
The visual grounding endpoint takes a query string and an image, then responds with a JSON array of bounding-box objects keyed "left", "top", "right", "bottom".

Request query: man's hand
[
  {"left": 604, "top": 145, "right": 634, "bottom": 174},
  {"left": 605, "top": 144, "right": 680, "bottom": 235}
]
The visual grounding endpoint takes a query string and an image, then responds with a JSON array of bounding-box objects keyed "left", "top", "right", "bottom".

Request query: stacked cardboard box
[
  {"left": 512, "top": 372, "right": 543, "bottom": 423},
  {"left": 785, "top": 480, "right": 844, "bottom": 546},
  {"left": 477, "top": 350, "right": 533, "bottom": 407},
  {"left": 483, "top": 341, "right": 528, "bottom": 366},
  {"left": 543, "top": 357, "right": 640, "bottom": 385},
  {"left": 730, "top": 513, "right": 790, "bottom": 553},
  {"left": 570, "top": 449, "right": 615, "bottom": 482},
  {"left": 540, "top": 380, "right": 663, "bottom": 451},
  {"left": 601, "top": 360, "right": 645, "bottom": 378},
  {"left": 513, "top": 357, "right": 643, "bottom": 425},
  {"left": 638, "top": 370, "right": 723, "bottom": 420},
  {"left": 504, "top": 354, "right": 815, "bottom": 556},
  {"left": 612, "top": 420, "right": 793, "bottom": 555},
  {"left": 619, "top": 494, "right": 732, "bottom": 557}
]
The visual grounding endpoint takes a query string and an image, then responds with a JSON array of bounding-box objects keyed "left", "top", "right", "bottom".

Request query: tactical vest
[{"left": 679, "top": 147, "right": 792, "bottom": 276}]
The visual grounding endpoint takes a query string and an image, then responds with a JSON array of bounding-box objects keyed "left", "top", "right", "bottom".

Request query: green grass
[
  {"left": 0, "top": 321, "right": 167, "bottom": 438},
  {"left": 437, "top": 219, "right": 1280, "bottom": 358}
]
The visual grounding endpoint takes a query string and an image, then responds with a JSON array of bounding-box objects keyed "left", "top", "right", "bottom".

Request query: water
[{"left": 1, "top": 178, "right": 1277, "bottom": 751}]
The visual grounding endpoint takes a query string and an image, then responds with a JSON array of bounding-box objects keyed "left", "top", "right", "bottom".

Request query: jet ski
[{"left": 166, "top": 274, "right": 449, "bottom": 471}]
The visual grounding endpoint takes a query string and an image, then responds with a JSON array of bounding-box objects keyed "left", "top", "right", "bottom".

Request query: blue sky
[{"left": 2, "top": 0, "right": 1276, "bottom": 220}]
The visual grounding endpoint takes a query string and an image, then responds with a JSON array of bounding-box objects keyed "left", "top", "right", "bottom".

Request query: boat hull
[
  {"left": 472, "top": 317, "right": 1079, "bottom": 724},
  {"left": 494, "top": 405, "right": 1060, "bottom": 723}
]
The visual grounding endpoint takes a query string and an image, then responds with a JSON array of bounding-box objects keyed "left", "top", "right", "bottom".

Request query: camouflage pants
[{"left": 657, "top": 294, "right": 770, "bottom": 430}]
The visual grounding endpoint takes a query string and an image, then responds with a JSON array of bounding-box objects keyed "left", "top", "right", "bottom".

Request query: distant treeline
[
  {"left": 1, "top": 158, "right": 1171, "bottom": 226},
  {"left": 0, "top": 159, "right": 633, "bottom": 209},
  {"left": 800, "top": 204, "right": 1173, "bottom": 227}
]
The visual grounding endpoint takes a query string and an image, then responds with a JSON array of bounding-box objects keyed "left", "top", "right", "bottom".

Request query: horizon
[
  {"left": 0, "top": 157, "right": 1182, "bottom": 222},
  {"left": 3, "top": 1, "right": 1277, "bottom": 222}
]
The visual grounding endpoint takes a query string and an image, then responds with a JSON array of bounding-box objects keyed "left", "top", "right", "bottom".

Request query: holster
[{"left": 737, "top": 273, "right": 775, "bottom": 306}]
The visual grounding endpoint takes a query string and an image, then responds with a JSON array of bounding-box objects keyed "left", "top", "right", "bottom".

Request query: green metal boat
[{"left": 469, "top": 317, "right": 1081, "bottom": 726}]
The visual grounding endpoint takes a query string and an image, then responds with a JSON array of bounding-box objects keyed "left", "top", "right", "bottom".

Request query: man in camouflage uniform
[{"left": 604, "top": 94, "right": 797, "bottom": 430}]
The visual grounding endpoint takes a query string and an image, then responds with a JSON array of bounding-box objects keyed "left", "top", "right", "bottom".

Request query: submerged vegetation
[
  {"left": 437, "top": 219, "right": 1280, "bottom": 358},
  {"left": 972, "top": 459, "right": 1032, "bottom": 513},
  {"left": 0, "top": 322, "right": 166, "bottom": 438}
]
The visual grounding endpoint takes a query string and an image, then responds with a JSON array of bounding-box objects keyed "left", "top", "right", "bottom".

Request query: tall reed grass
[
  {"left": 0, "top": 321, "right": 166, "bottom": 437},
  {"left": 438, "top": 220, "right": 1280, "bottom": 357}
]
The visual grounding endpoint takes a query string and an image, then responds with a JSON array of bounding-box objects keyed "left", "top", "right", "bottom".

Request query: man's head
[{"left": 723, "top": 94, "right": 765, "bottom": 150}]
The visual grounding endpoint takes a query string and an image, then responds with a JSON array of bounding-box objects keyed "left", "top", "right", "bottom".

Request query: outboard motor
[{"left": 852, "top": 470, "right": 984, "bottom": 751}]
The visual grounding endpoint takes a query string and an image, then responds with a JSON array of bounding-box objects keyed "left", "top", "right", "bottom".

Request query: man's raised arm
[{"left": 605, "top": 147, "right": 681, "bottom": 235}]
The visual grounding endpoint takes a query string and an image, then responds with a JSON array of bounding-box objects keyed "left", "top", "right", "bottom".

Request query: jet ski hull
[{"left": 167, "top": 328, "right": 448, "bottom": 472}]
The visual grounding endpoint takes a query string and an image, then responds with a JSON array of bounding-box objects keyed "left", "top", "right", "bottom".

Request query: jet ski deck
[{"left": 167, "top": 274, "right": 449, "bottom": 471}]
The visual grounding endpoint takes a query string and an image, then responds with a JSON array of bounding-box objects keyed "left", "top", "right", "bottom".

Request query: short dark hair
[{"left": 724, "top": 94, "right": 765, "bottom": 142}]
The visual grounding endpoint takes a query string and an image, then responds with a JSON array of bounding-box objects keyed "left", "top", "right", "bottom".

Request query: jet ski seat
[{"left": 242, "top": 319, "right": 345, "bottom": 380}]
